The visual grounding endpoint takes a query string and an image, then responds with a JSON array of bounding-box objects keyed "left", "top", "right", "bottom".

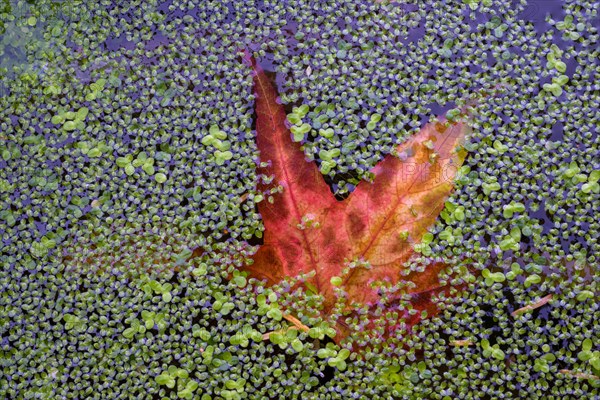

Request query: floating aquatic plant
[{"left": 0, "top": 0, "right": 598, "bottom": 398}]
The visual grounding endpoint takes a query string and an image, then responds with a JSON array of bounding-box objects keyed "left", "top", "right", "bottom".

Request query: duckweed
[{"left": 0, "top": 0, "right": 598, "bottom": 398}]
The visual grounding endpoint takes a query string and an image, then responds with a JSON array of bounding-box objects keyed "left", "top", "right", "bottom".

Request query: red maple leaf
[{"left": 241, "top": 53, "right": 470, "bottom": 343}]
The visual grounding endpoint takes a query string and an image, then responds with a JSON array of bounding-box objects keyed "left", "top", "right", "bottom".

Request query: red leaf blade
[
  {"left": 244, "top": 55, "right": 342, "bottom": 291},
  {"left": 242, "top": 55, "right": 470, "bottom": 343}
]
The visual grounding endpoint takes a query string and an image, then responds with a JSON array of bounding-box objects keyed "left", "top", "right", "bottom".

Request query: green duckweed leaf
[
  {"left": 116, "top": 155, "right": 132, "bottom": 168},
  {"left": 51, "top": 114, "right": 64, "bottom": 125},
  {"left": 63, "top": 121, "right": 77, "bottom": 131},
  {"left": 142, "top": 162, "right": 155, "bottom": 175},
  {"left": 155, "top": 173, "right": 167, "bottom": 183},
  {"left": 215, "top": 150, "right": 233, "bottom": 165},
  {"left": 125, "top": 164, "right": 135, "bottom": 176},
  {"left": 155, "top": 373, "right": 175, "bottom": 388},
  {"left": 290, "top": 123, "right": 311, "bottom": 142}
]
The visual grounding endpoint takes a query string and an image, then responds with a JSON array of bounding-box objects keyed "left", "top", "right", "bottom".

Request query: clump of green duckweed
[{"left": 0, "top": 0, "right": 598, "bottom": 398}]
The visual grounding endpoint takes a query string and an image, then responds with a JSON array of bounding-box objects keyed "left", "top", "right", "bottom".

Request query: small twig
[
  {"left": 511, "top": 294, "right": 553, "bottom": 317},
  {"left": 559, "top": 370, "right": 599, "bottom": 380},
  {"left": 262, "top": 326, "right": 296, "bottom": 341},
  {"left": 283, "top": 313, "right": 310, "bottom": 332},
  {"left": 262, "top": 314, "right": 310, "bottom": 341},
  {"left": 449, "top": 339, "right": 474, "bottom": 346}
]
